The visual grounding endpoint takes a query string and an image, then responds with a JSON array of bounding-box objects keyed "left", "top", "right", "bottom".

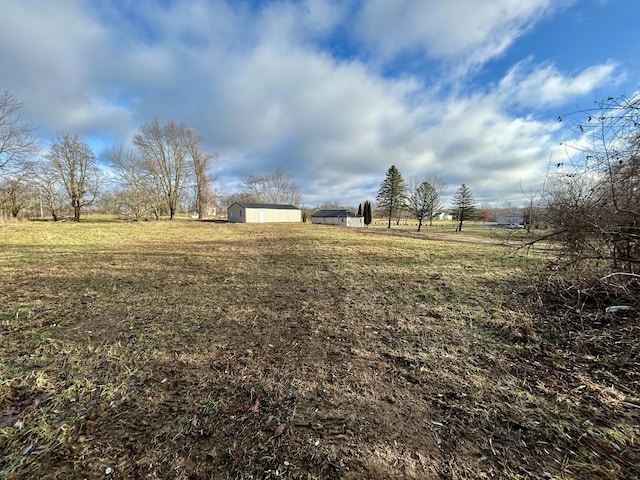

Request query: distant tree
[
  {"left": 242, "top": 168, "right": 300, "bottom": 206},
  {"left": 0, "top": 91, "right": 39, "bottom": 176},
  {"left": 34, "top": 162, "right": 66, "bottom": 221},
  {"left": 451, "top": 184, "right": 476, "bottom": 232},
  {"left": 133, "top": 120, "right": 193, "bottom": 220},
  {"left": 357, "top": 203, "right": 362, "bottom": 216},
  {"left": 520, "top": 183, "right": 543, "bottom": 232},
  {"left": 477, "top": 203, "right": 494, "bottom": 223},
  {"left": 425, "top": 176, "right": 445, "bottom": 226},
  {"left": 315, "top": 201, "right": 347, "bottom": 210},
  {"left": 408, "top": 180, "right": 443, "bottom": 231},
  {"left": 112, "top": 122, "right": 213, "bottom": 220},
  {"left": 45, "top": 134, "right": 101, "bottom": 222},
  {"left": 396, "top": 202, "right": 411, "bottom": 226},
  {"left": 223, "top": 191, "right": 251, "bottom": 207},
  {"left": 0, "top": 173, "right": 33, "bottom": 218},
  {"left": 185, "top": 128, "right": 217, "bottom": 219},
  {"left": 376, "top": 165, "right": 406, "bottom": 228},
  {"left": 108, "top": 146, "right": 163, "bottom": 221},
  {"left": 363, "top": 200, "right": 372, "bottom": 226}
]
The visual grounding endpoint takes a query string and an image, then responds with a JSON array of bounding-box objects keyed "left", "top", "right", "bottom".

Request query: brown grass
[{"left": 0, "top": 220, "right": 638, "bottom": 479}]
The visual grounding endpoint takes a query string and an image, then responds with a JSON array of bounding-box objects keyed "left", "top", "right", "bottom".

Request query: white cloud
[
  {"left": 206, "top": 42, "right": 424, "bottom": 176},
  {"left": 0, "top": 0, "right": 630, "bottom": 208},
  {"left": 498, "top": 60, "right": 622, "bottom": 109},
  {"left": 355, "top": 0, "right": 571, "bottom": 74},
  {"left": 413, "top": 94, "right": 563, "bottom": 202}
]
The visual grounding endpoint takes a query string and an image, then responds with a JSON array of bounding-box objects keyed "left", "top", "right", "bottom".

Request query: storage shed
[
  {"left": 227, "top": 202, "right": 302, "bottom": 223},
  {"left": 497, "top": 211, "right": 524, "bottom": 226},
  {"left": 311, "top": 209, "right": 364, "bottom": 227}
]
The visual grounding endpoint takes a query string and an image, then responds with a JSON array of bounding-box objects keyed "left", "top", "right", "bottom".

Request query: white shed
[
  {"left": 310, "top": 209, "right": 364, "bottom": 227},
  {"left": 227, "top": 202, "right": 302, "bottom": 223}
]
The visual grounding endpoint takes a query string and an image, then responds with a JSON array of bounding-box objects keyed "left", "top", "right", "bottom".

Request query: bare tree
[
  {"left": 0, "top": 173, "right": 34, "bottom": 218},
  {"left": 186, "top": 128, "right": 218, "bottom": 219},
  {"left": 423, "top": 176, "right": 444, "bottom": 226},
  {"left": 34, "top": 162, "right": 66, "bottom": 221},
  {"left": 268, "top": 168, "right": 301, "bottom": 205},
  {"left": 242, "top": 168, "right": 300, "bottom": 205},
  {"left": 108, "top": 146, "right": 164, "bottom": 220},
  {"left": 408, "top": 180, "right": 443, "bottom": 232},
  {"left": 133, "top": 120, "right": 192, "bottom": 220},
  {"left": 45, "top": 134, "right": 101, "bottom": 222},
  {"left": 477, "top": 202, "right": 494, "bottom": 224},
  {"left": 242, "top": 175, "right": 266, "bottom": 203},
  {"left": 0, "top": 91, "right": 39, "bottom": 176}
]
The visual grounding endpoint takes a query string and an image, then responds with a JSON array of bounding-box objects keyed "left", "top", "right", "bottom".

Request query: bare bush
[{"left": 545, "top": 94, "right": 640, "bottom": 303}]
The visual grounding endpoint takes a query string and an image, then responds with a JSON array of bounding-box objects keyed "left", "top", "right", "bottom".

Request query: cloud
[
  {"left": 0, "top": 2, "right": 117, "bottom": 134},
  {"left": 205, "top": 41, "right": 424, "bottom": 176},
  {"left": 0, "top": 0, "right": 630, "bottom": 208},
  {"left": 354, "top": 0, "right": 571, "bottom": 73},
  {"left": 498, "top": 60, "right": 622, "bottom": 109},
  {"left": 413, "top": 94, "right": 562, "bottom": 202}
]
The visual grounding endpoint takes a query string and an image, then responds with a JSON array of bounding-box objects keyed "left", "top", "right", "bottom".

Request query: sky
[{"left": 1, "top": 0, "right": 639, "bottom": 208}]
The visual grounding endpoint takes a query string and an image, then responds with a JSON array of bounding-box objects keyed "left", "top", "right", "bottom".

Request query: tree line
[
  {"left": 0, "top": 91, "right": 305, "bottom": 222},
  {"left": 0, "top": 91, "right": 219, "bottom": 221}
]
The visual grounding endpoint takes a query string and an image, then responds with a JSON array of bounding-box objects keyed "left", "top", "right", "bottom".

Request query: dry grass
[{"left": 0, "top": 220, "right": 638, "bottom": 479}]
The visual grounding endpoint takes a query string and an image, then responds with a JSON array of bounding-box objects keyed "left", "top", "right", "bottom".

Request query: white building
[
  {"left": 310, "top": 209, "right": 364, "bottom": 227},
  {"left": 227, "top": 202, "right": 302, "bottom": 223}
]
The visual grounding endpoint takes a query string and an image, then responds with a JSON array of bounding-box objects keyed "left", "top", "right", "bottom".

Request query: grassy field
[{"left": 0, "top": 220, "right": 638, "bottom": 479}]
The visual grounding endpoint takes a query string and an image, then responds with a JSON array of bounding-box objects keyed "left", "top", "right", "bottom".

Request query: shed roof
[
  {"left": 230, "top": 202, "right": 300, "bottom": 210},
  {"left": 311, "top": 209, "right": 360, "bottom": 218}
]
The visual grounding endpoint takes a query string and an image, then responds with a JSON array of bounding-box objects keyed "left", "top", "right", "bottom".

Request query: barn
[
  {"left": 227, "top": 202, "right": 302, "bottom": 223},
  {"left": 310, "top": 209, "right": 364, "bottom": 227}
]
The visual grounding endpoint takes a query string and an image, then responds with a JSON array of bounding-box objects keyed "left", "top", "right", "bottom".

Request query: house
[
  {"left": 311, "top": 209, "right": 364, "bottom": 227},
  {"left": 434, "top": 212, "right": 453, "bottom": 221},
  {"left": 497, "top": 211, "right": 524, "bottom": 226},
  {"left": 227, "top": 202, "right": 302, "bottom": 223}
]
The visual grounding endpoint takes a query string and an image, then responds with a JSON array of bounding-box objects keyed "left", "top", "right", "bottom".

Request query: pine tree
[
  {"left": 451, "top": 184, "right": 476, "bottom": 232},
  {"left": 357, "top": 203, "right": 362, "bottom": 216},
  {"left": 363, "top": 200, "right": 372, "bottom": 226},
  {"left": 376, "top": 165, "right": 406, "bottom": 229}
]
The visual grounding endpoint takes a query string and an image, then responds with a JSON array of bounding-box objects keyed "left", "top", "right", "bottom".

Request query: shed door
[{"left": 259, "top": 210, "right": 265, "bottom": 223}]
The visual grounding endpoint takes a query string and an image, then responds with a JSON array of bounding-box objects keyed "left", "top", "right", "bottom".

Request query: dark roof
[
  {"left": 311, "top": 209, "right": 360, "bottom": 218},
  {"left": 231, "top": 202, "right": 300, "bottom": 210}
]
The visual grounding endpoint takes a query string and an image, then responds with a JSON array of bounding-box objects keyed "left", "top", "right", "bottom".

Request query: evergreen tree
[
  {"left": 357, "top": 203, "right": 362, "bottom": 216},
  {"left": 451, "top": 183, "right": 477, "bottom": 232},
  {"left": 376, "top": 165, "right": 406, "bottom": 228},
  {"left": 363, "top": 200, "right": 372, "bottom": 226}
]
